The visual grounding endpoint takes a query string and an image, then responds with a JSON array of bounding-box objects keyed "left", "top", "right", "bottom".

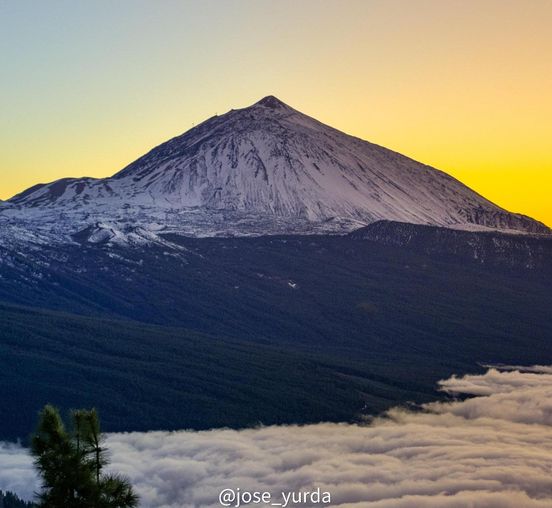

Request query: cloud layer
[{"left": 2, "top": 366, "right": 552, "bottom": 507}]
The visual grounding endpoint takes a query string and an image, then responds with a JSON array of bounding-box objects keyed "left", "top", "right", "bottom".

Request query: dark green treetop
[{"left": 31, "top": 405, "right": 138, "bottom": 508}]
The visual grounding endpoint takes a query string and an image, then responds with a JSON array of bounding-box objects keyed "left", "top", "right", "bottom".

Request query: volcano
[{"left": 6, "top": 96, "right": 549, "bottom": 238}]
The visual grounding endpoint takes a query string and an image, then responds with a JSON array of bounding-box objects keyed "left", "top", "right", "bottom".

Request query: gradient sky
[{"left": 1, "top": 0, "right": 551, "bottom": 225}]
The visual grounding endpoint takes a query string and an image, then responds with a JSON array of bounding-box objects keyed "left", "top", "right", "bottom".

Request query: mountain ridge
[
  {"left": 350, "top": 220, "right": 552, "bottom": 270},
  {"left": 4, "top": 96, "right": 549, "bottom": 243}
]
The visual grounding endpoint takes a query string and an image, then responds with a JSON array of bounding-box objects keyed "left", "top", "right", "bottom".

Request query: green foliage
[{"left": 31, "top": 405, "right": 138, "bottom": 508}]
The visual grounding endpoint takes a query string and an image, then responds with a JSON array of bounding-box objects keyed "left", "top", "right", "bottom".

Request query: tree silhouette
[
  {"left": 0, "top": 489, "right": 34, "bottom": 508},
  {"left": 31, "top": 405, "right": 138, "bottom": 508}
]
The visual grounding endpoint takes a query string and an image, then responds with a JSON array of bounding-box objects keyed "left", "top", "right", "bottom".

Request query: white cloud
[
  {"left": 0, "top": 441, "right": 35, "bottom": 498},
  {"left": 1, "top": 367, "right": 552, "bottom": 507},
  {"left": 479, "top": 364, "right": 552, "bottom": 375}
]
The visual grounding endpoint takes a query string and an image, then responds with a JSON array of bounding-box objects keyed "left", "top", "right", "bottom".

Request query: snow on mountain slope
[{"left": 4, "top": 96, "right": 550, "bottom": 245}]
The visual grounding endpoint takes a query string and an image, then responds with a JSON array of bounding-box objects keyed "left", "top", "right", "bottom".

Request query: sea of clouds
[{"left": 1, "top": 366, "right": 551, "bottom": 507}]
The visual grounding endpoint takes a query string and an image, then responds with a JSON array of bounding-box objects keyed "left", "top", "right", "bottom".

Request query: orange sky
[{"left": 1, "top": 0, "right": 550, "bottom": 226}]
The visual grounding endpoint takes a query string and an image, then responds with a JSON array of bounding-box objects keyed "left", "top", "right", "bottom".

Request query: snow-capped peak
[
  {"left": 253, "top": 95, "right": 293, "bottom": 110},
  {"left": 4, "top": 96, "right": 550, "bottom": 244}
]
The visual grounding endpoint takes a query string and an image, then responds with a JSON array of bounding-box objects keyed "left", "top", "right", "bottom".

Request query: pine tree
[{"left": 31, "top": 405, "right": 138, "bottom": 508}]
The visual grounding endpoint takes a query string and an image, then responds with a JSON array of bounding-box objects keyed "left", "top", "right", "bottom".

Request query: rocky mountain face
[
  {"left": 3, "top": 96, "right": 549, "bottom": 248},
  {"left": 350, "top": 220, "right": 552, "bottom": 270}
]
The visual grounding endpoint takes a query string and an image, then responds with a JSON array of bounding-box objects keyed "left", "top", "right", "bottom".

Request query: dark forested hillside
[
  {"left": 0, "top": 490, "right": 33, "bottom": 508},
  {"left": 1, "top": 234, "right": 551, "bottom": 441}
]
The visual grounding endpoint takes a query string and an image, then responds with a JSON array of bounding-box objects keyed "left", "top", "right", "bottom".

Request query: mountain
[
  {"left": 2, "top": 234, "right": 552, "bottom": 440},
  {"left": 1, "top": 96, "right": 552, "bottom": 440},
  {"left": 4, "top": 96, "right": 549, "bottom": 245},
  {"left": 350, "top": 221, "right": 552, "bottom": 270}
]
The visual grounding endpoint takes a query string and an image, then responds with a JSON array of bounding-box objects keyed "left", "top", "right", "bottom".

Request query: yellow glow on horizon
[{"left": 1, "top": 0, "right": 551, "bottom": 227}]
